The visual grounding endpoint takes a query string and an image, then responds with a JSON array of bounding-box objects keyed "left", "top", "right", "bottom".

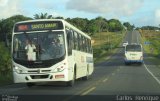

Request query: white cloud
[
  {"left": 133, "top": 16, "right": 154, "bottom": 27},
  {"left": 155, "top": 9, "right": 160, "bottom": 26},
  {"left": 36, "top": 1, "right": 55, "bottom": 10},
  {"left": 0, "top": 0, "right": 22, "bottom": 19},
  {"left": 36, "top": 0, "right": 69, "bottom": 10},
  {"left": 0, "top": 0, "right": 8, "bottom": 6},
  {"left": 66, "top": 0, "right": 144, "bottom": 17},
  {"left": 34, "top": 0, "right": 67, "bottom": 18}
]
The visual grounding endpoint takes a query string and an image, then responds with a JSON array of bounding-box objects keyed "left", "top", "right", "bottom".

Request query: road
[{"left": 1, "top": 31, "right": 160, "bottom": 101}]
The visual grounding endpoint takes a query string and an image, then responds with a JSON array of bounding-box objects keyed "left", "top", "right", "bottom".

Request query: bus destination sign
[{"left": 14, "top": 21, "right": 63, "bottom": 32}]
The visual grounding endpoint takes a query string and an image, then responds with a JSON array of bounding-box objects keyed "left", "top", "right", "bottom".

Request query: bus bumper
[
  {"left": 124, "top": 59, "right": 143, "bottom": 64},
  {"left": 13, "top": 71, "right": 70, "bottom": 83}
]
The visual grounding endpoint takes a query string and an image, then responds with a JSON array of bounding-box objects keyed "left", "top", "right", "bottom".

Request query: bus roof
[{"left": 14, "top": 19, "right": 91, "bottom": 39}]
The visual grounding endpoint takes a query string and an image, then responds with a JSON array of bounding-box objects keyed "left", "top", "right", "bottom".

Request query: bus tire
[
  {"left": 83, "top": 67, "right": 89, "bottom": 80},
  {"left": 125, "top": 62, "right": 129, "bottom": 65},
  {"left": 67, "top": 69, "right": 76, "bottom": 87},
  {"left": 26, "top": 83, "right": 35, "bottom": 87}
]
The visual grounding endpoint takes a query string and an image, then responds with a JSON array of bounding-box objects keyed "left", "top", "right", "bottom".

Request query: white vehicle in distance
[
  {"left": 124, "top": 44, "right": 143, "bottom": 65},
  {"left": 122, "top": 41, "right": 128, "bottom": 47}
]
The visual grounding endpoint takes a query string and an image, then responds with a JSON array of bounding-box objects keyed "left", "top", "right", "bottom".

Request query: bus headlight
[
  {"left": 54, "top": 66, "right": 65, "bottom": 72},
  {"left": 13, "top": 65, "right": 23, "bottom": 74}
]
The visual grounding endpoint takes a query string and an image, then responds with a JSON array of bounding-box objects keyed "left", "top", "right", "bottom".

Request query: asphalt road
[{"left": 1, "top": 31, "right": 160, "bottom": 101}]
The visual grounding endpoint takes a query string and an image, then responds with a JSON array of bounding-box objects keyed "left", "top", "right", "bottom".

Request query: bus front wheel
[
  {"left": 26, "top": 83, "right": 35, "bottom": 87},
  {"left": 67, "top": 71, "right": 76, "bottom": 87}
]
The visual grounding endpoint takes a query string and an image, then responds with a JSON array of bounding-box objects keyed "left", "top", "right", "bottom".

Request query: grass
[
  {"left": 139, "top": 30, "right": 160, "bottom": 66},
  {"left": 92, "top": 30, "right": 126, "bottom": 63},
  {"left": 140, "top": 30, "right": 160, "bottom": 56}
]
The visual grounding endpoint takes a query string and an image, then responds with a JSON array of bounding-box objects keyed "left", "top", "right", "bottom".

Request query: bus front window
[
  {"left": 126, "top": 45, "right": 141, "bottom": 52},
  {"left": 13, "top": 31, "right": 65, "bottom": 62}
]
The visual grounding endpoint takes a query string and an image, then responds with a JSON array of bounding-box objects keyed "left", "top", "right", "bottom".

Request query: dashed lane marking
[
  {"left": 112, "top": 73, "right": 115, "bottom": 76},
  {"left": 81, "top": 87, "right": 96, "bottom": 96},
  {"left": 102, "top": 78, "right": 108, "bottom": 82}
]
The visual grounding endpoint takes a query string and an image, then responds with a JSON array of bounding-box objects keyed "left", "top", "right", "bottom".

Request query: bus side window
[
  {"left": 66, "top": 29, "right": 73, "bottom": 56},
  {"left": 86, "top": 39, "right": 89, "bottom": 53},
  {"left": 83, "top": 37, "right": 87, "bottom": 52},
  {"left": 77, "top": 34, "right": 80, "bottom": 51},
  {"left": 73, "top": 31, "right": 78, "bottom": 50},
  {"left": 79, "top": 35, "right": 83, "bottom": 51},
  {"left": 89, "top": 40, "right": 92, "bottom": 53},
  {"left": 82, "top": 36, "right": 85, "bottom": 52}
]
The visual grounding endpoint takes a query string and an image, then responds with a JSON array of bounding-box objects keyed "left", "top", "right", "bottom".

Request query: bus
[
  {"left": 12, "top": 19, "right": 94, "bottom": 87},
  {"left": 124, "top": 43, "right": 143, "bottom": 65}
]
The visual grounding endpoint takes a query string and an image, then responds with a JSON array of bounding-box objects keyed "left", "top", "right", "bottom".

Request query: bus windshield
[
  {"left": 126, "top": 45, "right": 142, "bottom": 52},
  {"left": 13, "top": 31, "right": 65, "bottom": 61}
]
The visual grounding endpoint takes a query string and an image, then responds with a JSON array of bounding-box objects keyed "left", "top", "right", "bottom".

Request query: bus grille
[{"left": 30, "top": 75, "right": 49, "bottom": 79}]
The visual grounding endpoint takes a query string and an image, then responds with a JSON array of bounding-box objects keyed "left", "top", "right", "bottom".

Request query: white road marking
[
  {"left": 102, "top": 78, "right": 108, "bottom": 82},
  {"left": 112, "top": 73, "right": 115, "bottom": 76},
  {"left": 81, "top": 87, "right": 96, "bottom": 96},
  {"left": 144, "top": 63, "right": 160, "bottom": 85}
]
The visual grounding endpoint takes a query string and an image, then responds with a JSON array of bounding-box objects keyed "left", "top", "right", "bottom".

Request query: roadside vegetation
[
  {"left": 139, "top": 29, "right": 160, "bottom": 66},
  {"left": 0, "top": 42, "right": 12, "bottom": 86},
  {"left": 0, "top": 13, "right": 133, "bottom": 86},
  {"left": 92, "top": 31, "right": 126, "bottom": 63},
  {"left": 139, "top": 30, "right": 160, "bottom": 56}
]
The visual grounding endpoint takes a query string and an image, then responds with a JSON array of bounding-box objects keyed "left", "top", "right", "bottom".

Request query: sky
[{"left": 0, "top": 0, "right": 160, "bottom": 27}]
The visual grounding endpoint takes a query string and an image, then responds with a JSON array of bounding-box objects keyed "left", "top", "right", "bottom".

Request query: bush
[
  {"left": 0, "top": 42, "right": 11, "bottom": 75},
  {"left": 93, "top": 48, "right": 102, "bottom": 58}
]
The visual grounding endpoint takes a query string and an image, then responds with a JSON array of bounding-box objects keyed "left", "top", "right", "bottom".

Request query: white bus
[
  {"left": 12, "top": 19, "right": 94, "bottom": 87},
  {"left": 124, "top": 44, "right": 143, "bottom": 65}
]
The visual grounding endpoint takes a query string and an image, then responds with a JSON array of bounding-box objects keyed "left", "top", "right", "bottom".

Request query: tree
[
  {"left": 66, "top": 17, "right": 89, "bottom": 32},
  {"left": 0, "top": 15, "right": 32, "bottom": 43},
  {"left": 55, "top": 16, "right": 64, "bottom": 19},
  {"left": 34, "top": 13, "right": 53, "bottom": 19},
  {"left": 108, "top": 19, "right": 123, "bottom": 32},
  {"left": 0, "top": 42, "right": 11, "bottom": 74},
  {"left": 87, "top": 20, "right": 99, "bottom": 35},
  {"left": 95, "top": 16, "right": 108, "bottom": 32},
  {"left": 123, "top": 22, "right": 134, "bottom": 31},
  {"left": 0, "top": 15, "right": 32, "bottom": 75},
  {"left": 141, "top": 26, "right": 159, "bottom": 30}
]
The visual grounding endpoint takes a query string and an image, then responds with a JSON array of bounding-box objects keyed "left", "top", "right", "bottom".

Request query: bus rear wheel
[
  {"left": 125, "top": 62, "right": 130, "bottom": 65},
  {"left": 82, "top": 67, "right": 89, "bottom": 80}
]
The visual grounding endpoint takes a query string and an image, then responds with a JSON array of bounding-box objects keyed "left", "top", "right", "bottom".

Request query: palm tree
[{"left": 34, "top": 13, "right": 53, "bottom": 19}]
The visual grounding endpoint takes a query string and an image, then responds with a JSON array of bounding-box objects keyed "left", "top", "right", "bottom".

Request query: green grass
[
  {"left": 139, "top": 30, "right": 160, "bottom": 66},
  {"left": 140, "top": 30, "right": 160, "bottom": 56},
  {"left": 92, "top": 30, "right": 126, "bottom": 63}
]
